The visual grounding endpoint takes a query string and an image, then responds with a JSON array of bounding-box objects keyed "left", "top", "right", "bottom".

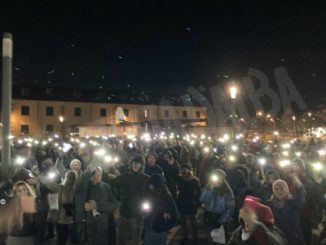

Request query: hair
[
  {"left": 6, "top": 181, "right": 36, "bottom": 233},
  {"left": 163, "top": 150, "right": 173, "bottom": 160},
  {"left": 70, "top": 159, "right": 81, "bottom": 168},
  {"left": 12, "top": 181, "right": 36, "bottom": 198},
  {"left": 64, "top": 170, "right": 78, "bottom": 186},
  {"left": 147, "top": 152, "right": 158, "bottom": 160}
]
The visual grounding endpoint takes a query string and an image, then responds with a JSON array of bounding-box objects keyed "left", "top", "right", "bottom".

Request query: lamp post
[
  {"left": 292, "top": 116, "right": 296, "bottom": 137},
  {"left": 59, "top": 116, "right": 65, "bottom": 139},
  {"left": 307, "top": 112, "right": 312, "bottom": 138},
  {"left": 2, "top": 33, "right": 13, "bottom": 180},
  {"left": 229, "top": 83, "right": 238, "bottom": 141}
]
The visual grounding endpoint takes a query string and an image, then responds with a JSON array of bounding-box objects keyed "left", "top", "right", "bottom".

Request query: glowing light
[
  {"left": 94, "top": 149, "right": 106, "bottom": 156},
  {"left": 318, "top": 150, "right": 326, "bottom": 156},
  {"left": 282, "top": 151, "right": 289, "bottom": 157},
  {"left": 229, "top": 155, "right": 236, "bottom": 162},
  {"left": 210, "top": 174, "right": 218, "bottom": 182},
  {"left": 203, "top": 147, "right": 210, "bottom": 153},
  {"left": 114, "top": 156, "right": 119, "bottom": 163},
  {"left": 15, "top": 156, "right": 26, "bottom": 165},
  {"left": 282, "top": 144, "right": 290, "bottom": 149},
  {"left": 79, "top": 142, "right": 86, "bottom": 148},
  {"left": 273, "top": 131, "right": 279, "bottom": 136},
  {"left": 17, "top": 139, "right": 23, "bottom": 144},
  {"left": 258, "top": 158, "right": 267, "bottom": 165},
  {"left": 59, "top": 116, "right": 64, "bottom": 122},
  {"left": 279, "top": 160, "right": 291, "bottom": 168},
  {"left": 48, "top": 172, "right": 57, "bottom": 180},
  {"left": 230, "top": 85, "right": 238, "bottom": 99},
  {"left": 295, "top": 152, "right": 302, "bottom": 157},
  {"left": 312, "top": 162, "right": 323, "bottom": 171},
  {"left": 141, "top": 201, "right": 151, "bottom": 212},
  {"left": 104, "top": 155, "right": 113, "bottom": 163},
  {"left": 231, "top": 145, "right": 238, "bottom": 152}
]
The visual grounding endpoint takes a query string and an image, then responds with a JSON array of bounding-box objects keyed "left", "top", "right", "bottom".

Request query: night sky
[{"left": 1, "top": 0, "right": 326, "bottom": 107}]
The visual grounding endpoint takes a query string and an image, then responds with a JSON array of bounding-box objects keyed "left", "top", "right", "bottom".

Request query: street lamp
[
  {"left": 59, "top": 116, "right": 65, "bottom": 138},
  {"left": 229, "top": 83, "right": 238, "bottom": 141}
]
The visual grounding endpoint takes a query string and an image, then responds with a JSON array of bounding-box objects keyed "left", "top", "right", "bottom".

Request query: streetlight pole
[
  {"left": 292, "top": 116, "right": 296, "bottom": 137},
  {"left": 1, "top": 33, "right": 13, "bottom": 180},
  {"left": 229, "top": 83, "right": 238, "bottom": 141},
  {"left": 59, "top": 116, "right": 65, "bottom": 139}
]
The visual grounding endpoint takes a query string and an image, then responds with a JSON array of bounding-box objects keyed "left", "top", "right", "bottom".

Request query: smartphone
[{"left": 62, "top": 143, "right": 73, "bottom": 153}]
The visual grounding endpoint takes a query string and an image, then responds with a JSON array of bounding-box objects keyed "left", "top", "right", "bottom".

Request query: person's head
[
  {"left": 209, "top": 169, "right": 227, "bottom": 188},
  {"left": 241, "top": 196, "right": 274, "bottom": 229},
  {"left": 180, "top": 164, "right": 192, "bottom": 176},
  {"left": 130, "top": 155, "right": 144, "bottom": 173},
  {"left": 147, "top": 152, "right": 157, "bottom": 167},
  {"left": 148, "top": 174, "right": 164, "bottom": 192},
  {"left": 12, "top": 181, "right": 36, "bottom": 198},
  {"left": 90, "top": 167, "right": 102, "bottom": 184},
  {"left": 272, "top": 179, "right": 290, "bottom": 201},
  {"left": 163, "top": 150, "right": 173, "bottom": 161},
  {"left": 70, "top": 159, "right": 81, "bottom": 171},
  {"left": 64, "top": 170, "right": 78, "bottom": 186},
  {"left": 264, "top": 170, "right": 277, "bottom": 185}
]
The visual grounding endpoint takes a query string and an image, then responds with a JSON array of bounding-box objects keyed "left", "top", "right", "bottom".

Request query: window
[
  {"left": 21, "top": 106, "right": 30, "bottom": 116},
  {"left": 100, "top": 108, "right": 107, "bottom": 117},
  {"left": 45, "top": 124, "right": 53, "bottom": 133},
  {"left": 46, "top": 106, "right": 54, "bottom": 116},
  {"left": 21, "top": 125, "right": 29, "bottom": 134},
  {"left": 74, "top": 107, "right": 81, "bottom": 116},
  {"left": 123, "top": 109, "right": 129, "bottom": 117},
  {"left": 196, "top": 111, "right": 201, "bottom": 118},
  {"left": 182, "top": 111, "right": 188, "bottom": 118},
  {"left": 164, "top": 110, "right": 169, "bottom": 118}
]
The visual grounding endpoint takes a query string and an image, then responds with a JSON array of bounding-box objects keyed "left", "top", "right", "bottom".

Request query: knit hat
[
  {"left": 130, "top": 154, "right": 145, "bottom": 166},
  {"left": 243, "top": 196, "right": 274, "bottom": 226},
  {"left": 148, "top": 174, "right": 164, "bottom": 188},
  {"left": 272, "top": 179, "right": 290, "bottom": 197}
]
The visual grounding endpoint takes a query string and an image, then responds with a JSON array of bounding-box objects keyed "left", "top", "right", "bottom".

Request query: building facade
[{"left": 10, "top": 99, "right": 207, "bottom": 136}]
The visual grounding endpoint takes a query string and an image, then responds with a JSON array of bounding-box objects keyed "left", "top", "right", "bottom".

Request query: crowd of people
[{"left": 0, "top": 132, "right": 325, "bottom": 245}]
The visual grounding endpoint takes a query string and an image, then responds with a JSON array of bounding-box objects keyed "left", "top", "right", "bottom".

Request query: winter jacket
[
  {"left": 111, "top": 171, "right": 149, "bottom": 218},
  {"left": 227, "top": 222, "right": 287, "bottom": 245},
  {"left": 200, "top": 186, "right": 235, "bottom": 226},
  {"left": 267, "top": 186, "right": 306, "bottom": 245},
  {"left": 176, "top": 175, "right": 201, "bottom": 215},
  {"left": 74, "top": 169, "right": 117, "bottom": 244},
  {"left": 144, "top": 165, "right": 165, "bottom": 179},
  {"left": 143, "top": 186, "right": 178, "bottom": 233}
]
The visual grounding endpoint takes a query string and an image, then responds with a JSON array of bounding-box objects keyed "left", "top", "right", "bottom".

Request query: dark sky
[{"left": 1, "top": 0, "right": 326, "bottom": 107}]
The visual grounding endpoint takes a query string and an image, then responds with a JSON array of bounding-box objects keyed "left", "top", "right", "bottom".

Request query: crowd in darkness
[{"left": 0, "top": 133, "right": 326, "bottom": 245}]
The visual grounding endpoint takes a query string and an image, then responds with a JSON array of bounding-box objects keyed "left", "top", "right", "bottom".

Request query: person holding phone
[
  {"left": 200, "top": 169, "right": 235, "bottom": 244},
  {"left": 5, "top": 181, "right": 37, "bottom": 245},
  {"left": 227, "top": 196, "right": 286, "bottom": 245}
]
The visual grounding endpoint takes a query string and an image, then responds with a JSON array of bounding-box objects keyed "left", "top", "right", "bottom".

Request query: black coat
[
  {"left": 176, "top": 176, "right": 201, "bottom": 215},
  {"left": 144, "top": 187, "right": 178, "bottom": 233},
  {"left": 111, "top": 171, "right": 149, "bottom": 218}
]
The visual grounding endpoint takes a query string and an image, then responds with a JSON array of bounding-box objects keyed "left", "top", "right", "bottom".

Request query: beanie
[{"left": 243, "top": 195, "right": 275, "bottom": 226}]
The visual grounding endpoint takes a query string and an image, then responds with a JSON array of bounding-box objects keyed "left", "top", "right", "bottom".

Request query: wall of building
[{"left": 10, "top": 99, "right": 207, "bottom": 136}]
